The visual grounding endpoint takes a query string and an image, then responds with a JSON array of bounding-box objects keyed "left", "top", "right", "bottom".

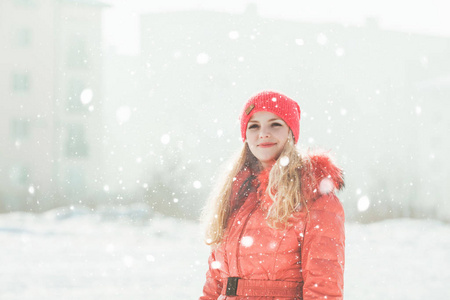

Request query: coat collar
[
  {"left": 231, "top": 150, "right": 344, "bottom": 211},
  {"left": 255, "top": 151, "right": 344, "bottom": 206}
]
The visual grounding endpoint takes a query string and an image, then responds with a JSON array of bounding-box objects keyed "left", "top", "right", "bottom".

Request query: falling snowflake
[
  {"left": 116, "top": 106, "right": 131, "bottom": 124},
  {"left": 317, "top": 33, "right": 328, "bottom": 45},
  {"left": 197, "top": 53, "right": 210, "bottom": 64},
  {"left": 211, "top": 261, "right": 221, "bottom": 269},
  {"left": 173, "top": 50, "right": 182, "bottom": 59},
  {"left": 28, "top": 186, "right": 35, "bottom": 194},
  {"left": 415, "top": 106, "right": 422, "bottom": 115},
  {"left": 80, "top": 88, "right": 93, "bottom": 105},
  {"left": 161, "top": 134, "right": 170, "bottom": 145},
  {"left": 295, "top": 38, "right": 304, "bottom": 46},
  {"left": 105, "top": 244, "right": 115, "bottom": 253},
  {"left": 280, "top": 156, "right": 290, "bottom": 166},
  {"left": 335, "top": 47, "right": 345, "bottom": 57},
  {"left": 319, "top": 178, "right": 334, "bottom": 194},
  {"left": 229, "top": 31, "right": 239, "bottom": 40},
  {"left": 193, "top": 181, "right": 202, "bottom": 189},
  {"left": 358, "top": 196, "right": 370, "bottom": 212},
  {"left": 241, "top": 236, "right": 254, "bottom": 247}
]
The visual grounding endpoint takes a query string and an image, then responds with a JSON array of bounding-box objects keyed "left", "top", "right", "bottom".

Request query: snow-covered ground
[{"left": 1, "top": 206, "right": 449, "bottom": 300}]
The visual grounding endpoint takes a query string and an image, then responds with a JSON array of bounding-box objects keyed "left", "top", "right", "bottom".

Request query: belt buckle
[{"left": 226, "top": 277, "right": 240, "bottom": 296}]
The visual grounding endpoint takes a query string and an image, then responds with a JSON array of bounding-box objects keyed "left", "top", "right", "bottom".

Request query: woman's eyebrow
[{"left": 249, "top": 118, "right": 282, "bottom": 123}]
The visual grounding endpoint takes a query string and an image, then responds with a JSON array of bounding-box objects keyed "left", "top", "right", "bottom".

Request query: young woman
[{"left": 200, "top": 91, "right": 345, "bottom": 300}]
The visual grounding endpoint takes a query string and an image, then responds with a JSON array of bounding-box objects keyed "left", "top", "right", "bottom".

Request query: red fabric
[
  {"left": 200, "top": 152, "right": 345, "bottom": 300},
  {"left": 239, "top": 91, "right": 301, "bottom": 144}
]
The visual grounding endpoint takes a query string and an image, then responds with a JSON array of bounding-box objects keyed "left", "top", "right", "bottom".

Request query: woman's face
[{"left": 246, "top": 111, "right": 290, "bottom": 169}]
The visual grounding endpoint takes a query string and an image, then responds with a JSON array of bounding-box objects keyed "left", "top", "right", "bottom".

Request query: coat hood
[
  {"left": 256, "top": 150, "right": 345, "bottom": 205},
  {"left": 299, "top": 150, "right": 345, "bottom": 201}
]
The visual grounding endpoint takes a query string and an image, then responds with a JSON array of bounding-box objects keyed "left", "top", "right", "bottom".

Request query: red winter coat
[{"left": 200, "top": 153, "right": 345, "bottom": 300}]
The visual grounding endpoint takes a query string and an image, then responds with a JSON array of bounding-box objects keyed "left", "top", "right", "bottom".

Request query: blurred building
[
  {"left": 415, "top": 76, "right": 450, "bottom": 221},
  {"left": 128, "top": 6, "right": 450, "bottom": 220},
  {"left": 0, "top": 0, "right": 107, "bottom": 212}
]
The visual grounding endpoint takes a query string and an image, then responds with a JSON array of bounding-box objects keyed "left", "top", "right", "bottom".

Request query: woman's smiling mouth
[{"left": 258, "top": 142, "right": 277, "bottom": 148}]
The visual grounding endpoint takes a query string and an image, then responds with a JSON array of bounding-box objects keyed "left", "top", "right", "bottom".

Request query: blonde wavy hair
[{"left": 201, "top": 133, "right": 307, "bottom": 247}]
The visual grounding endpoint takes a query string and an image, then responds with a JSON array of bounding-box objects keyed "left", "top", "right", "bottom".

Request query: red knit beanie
[{"left": 240, "top": 91, "right": 301, "bottom": 144}]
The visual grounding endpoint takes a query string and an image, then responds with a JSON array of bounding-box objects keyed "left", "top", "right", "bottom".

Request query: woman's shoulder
[{"left": 299, "top": 149, "right": 345, "bottom": 203}]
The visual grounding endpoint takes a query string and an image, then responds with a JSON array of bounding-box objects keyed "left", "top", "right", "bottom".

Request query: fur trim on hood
[
  {"left": 256, "top": 150, "right": 345, "bottom": 206},
  {"left": 300, "top": 150, "right": 345, "bottom": 201}
]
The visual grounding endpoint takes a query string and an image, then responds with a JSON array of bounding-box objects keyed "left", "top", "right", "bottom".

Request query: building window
[
  {"left": 11, "top": 119, "right": 30, "bottom": 140},
  {"left": 66, "top": 79, "right": 86, "bottom": 113},
  {"left": 15, "top": 28, "right": 32, "bottom": 47},
  {"left": 66, "top": 124, "right": 89, "bottom": 158},
  {"left": 9, "top": 165, "right": 29, "bottom": 186},
  {"left": 65, "top": 167, "right": 86, "bottom": 197},
  {"left": 67, "top": 35, "right": 89, "bottom": 69},
  {"left": 12, "top": 72, "right": 30, "bottom": 92}
]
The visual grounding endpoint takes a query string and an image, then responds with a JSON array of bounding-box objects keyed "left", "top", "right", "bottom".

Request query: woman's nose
[{"left": 259, "top": 126, "right": 270, "bottom": 138}]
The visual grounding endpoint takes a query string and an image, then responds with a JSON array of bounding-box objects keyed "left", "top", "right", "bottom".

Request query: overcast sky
[{"left": 102, "top": 0, "right": 450, "bottom": 55}]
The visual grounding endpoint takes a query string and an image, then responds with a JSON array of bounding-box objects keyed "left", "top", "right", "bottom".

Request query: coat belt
[{"left": 223, "top": 277, "right": 302, "bottom": 298}]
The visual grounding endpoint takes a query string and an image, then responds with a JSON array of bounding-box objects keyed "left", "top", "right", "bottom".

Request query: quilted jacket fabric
[{"left": 200, "top": 153, "right": 345, "bottom": 300}]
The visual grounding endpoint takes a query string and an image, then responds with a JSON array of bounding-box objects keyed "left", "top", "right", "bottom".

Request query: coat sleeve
[
  {"left": 301, "top": 193, "right": 345, "bottom": 299},
  {"left": 199, "top": 249, "right": 223, "bottom": 300}
]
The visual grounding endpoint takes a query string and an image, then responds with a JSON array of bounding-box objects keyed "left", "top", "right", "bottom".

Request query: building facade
[
  {"left": 0, "top": 0, "right": 106, "bottom": 211},
  {"left": 135, "top": 7, "right": 450, "bottom": 220}
]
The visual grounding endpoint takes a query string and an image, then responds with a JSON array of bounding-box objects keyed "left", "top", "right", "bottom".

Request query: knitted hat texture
[{"left": 240, "top": 91, "right": 301, "bottom": 143}]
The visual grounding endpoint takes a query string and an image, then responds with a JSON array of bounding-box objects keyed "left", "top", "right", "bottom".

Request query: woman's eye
[
  {"left": 271, "top": 122, "right": 282, "bottom": 127},
  {"left": 248, "top": 124, "right": 259, "bottom": 129}
]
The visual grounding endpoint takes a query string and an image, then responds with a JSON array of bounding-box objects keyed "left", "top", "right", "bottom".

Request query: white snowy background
[
  {"left": 1, "top": 0, "right": 450, "bottom": 299},
  {"left": 1, "top": 207, "right": 449, "bottom": 299}
]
